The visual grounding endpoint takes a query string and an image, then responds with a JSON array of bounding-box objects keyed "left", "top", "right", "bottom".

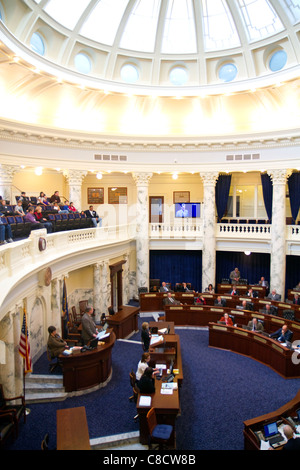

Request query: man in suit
[
  {"left": 81, "top": 306, "right": 100, "bottom": 345},
  {"left": 282, "top": 425, "right": 300, "bottom": 450},
  {"left": 293, "top": 294, "right": 300, "bottom": 305},
  {"left": 267, "top": 289, "right": 281, "bottom": 301},
  {"left": 229, "top": 286, "right": 239, "bottom": 296},
  {"left": 230, "top": 267, "right": 240, "bottom": 285},
  {"left": 159, "top": 281, "right": 172, "bottom": 292},
  {"left": 163, "top": 292, "right": 181, "bottom": 306},
  {"left": 247, "top": 318, "right": 264, "bottom": 332},
  {"left": 247, "top": 288, "right": 258, "bottom": 298},
  {"left": 214, "top": 295, "right": 226, "bottom": 307},
  {"left": 84, "top": 205, "right": 102, "bottom": 227},
  {"left": 258, "top": 276, "right": 269, "bottom": 288},
  {"left": 270, "top": 324, "right": 293, "bottom": 343},
  {"left": 261, "top": 303, "right": 276, "bottom": 315},
  {"left": 180, "top": 282, "right": 192, "bottom": 292}
]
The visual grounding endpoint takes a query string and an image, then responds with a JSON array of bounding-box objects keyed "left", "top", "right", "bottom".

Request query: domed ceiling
[{"left": 0, "top": 0, "right": 299, "bottom": 138}]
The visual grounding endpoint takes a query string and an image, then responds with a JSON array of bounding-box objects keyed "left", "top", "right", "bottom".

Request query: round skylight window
[
  {"left": 74, "top": 53, "right": 92, "bottom": 74},
  {"left": 269, "top": 50, "right": 287, "bottom": 72},
  {"left": 120, "top": 64, "right": 139, "bottom": 84},
  {"left": 218, "top": 63, "right": 238, "bottom": 83},
  {"left": 169, "top": 67, "right": 188, "bottom": 86},
  {"left": 30, "top": 32, "right": 45, "bottom": 56}
]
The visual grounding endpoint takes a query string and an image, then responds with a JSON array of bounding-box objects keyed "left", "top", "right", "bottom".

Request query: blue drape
[
  {"left": 260, "top": 173, "right": 273, "bottom": 222},
  {"left": 288, "top": 172, "right": 300, "bottom": 223},
  {"left": 150, "top": 250, "right": 203, "bottom": 292},
  {"left": 215, "top": 174, "right": 232, "bottom": 221},
  {"left": 216, "top": 251, "right": 270, "bottom": 286}
]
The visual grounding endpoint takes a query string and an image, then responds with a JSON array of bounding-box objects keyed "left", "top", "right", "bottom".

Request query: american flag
[{"left": 19, "top": 308, "right": 32, "bottom": 374}]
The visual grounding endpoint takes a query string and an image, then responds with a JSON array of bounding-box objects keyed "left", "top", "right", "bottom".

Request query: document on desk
[
  {"left": 139, "top": 396, "right": 152, "bottom": 407},
  {"left": 162, "top": 383, "right": 178, "bottom": 390},
  {"left": 161, "top": 388, "right": 173, "bottom": 395},
  {"left": 97, "top": 331, "right": 110, "bottom": 340},
  {"left": 150, "top": 335, "right": 164, "bottom": 345}
]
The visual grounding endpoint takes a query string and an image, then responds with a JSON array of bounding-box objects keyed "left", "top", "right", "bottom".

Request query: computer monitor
[{"left": 264, "top": 422, "right": 278, "bottom": 438}]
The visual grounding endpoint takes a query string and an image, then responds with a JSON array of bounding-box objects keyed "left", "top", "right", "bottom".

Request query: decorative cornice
[{"left": 0, "top": 120, "right": 300, "bottom": 153}]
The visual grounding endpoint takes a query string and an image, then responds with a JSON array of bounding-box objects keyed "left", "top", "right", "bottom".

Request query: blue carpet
[{"left": 5, "top": 317, "right": 300, "bottom": 451}]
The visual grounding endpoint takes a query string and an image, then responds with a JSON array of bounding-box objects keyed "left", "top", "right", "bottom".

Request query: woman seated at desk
[
  {"left": 136, "top": 352, "right": 151, "bottom": 381},
  {"left": 47, "top": 326, "right": 69, "bottom": 357},
  {"left": 219, "top": 313, "right": 233, "bottom": 327},
  {"left": 137, "top": 367, "right": 158, "bottom": 394},
  {"left": 195, "top": 294, "right": 206, "bottom": 305}
]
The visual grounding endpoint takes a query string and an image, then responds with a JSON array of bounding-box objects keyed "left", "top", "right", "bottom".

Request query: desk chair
[
  {"left": 41, "top": 433, "right": 49, "bottom": 450},
  {"left": 46, "top": 346, "right": 61, "bottom": 374},
  {"left": 0, "top": 384, "right": 26, "bottom": 438},
  {"left": 129, "top": 371, "right": 139, "bottom": 421},
  {"left": 283, "top": 309, "right": 295, "bottom": 321},
  {"left": 146, "top": 407, "right": 173, "bottom": 450},
  {"left": 0, "top": 412, "right": 16, "bottom": 448}
]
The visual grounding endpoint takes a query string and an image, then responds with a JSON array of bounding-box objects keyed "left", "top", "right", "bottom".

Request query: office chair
[
  {"left": 282, "top": 309, "right": 295, "bottom": 321},
  {"left": 46, "top": 346, "right": 61, "bottom": 373},
  {"left": 146, "top": 407, "right": 173, "bottom": 450},
  {"left": 0, "top": 384, "right": 26, "bottom": 438},
  {"left": 41, "top": 433, "right": 49, "bottom": 450},
  {"left": 129, "top": 371, "right": 139, "bottom": 421}
]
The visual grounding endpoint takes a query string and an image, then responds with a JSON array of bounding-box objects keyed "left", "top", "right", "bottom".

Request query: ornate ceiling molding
[{"left": 0, "top": 119, "right": 300, "bottom": 153}]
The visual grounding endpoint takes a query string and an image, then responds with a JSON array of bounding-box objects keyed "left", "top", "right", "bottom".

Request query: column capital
[
  {"left": 0, "top": 164, "right": 20, "bottom": 182},
  {"left": 63, "top": 169, "right": 87, "bottom": 184},
  {"left": 132, "top": 172, "right": 153, "bottom": 186},
  {"left": 267, "top": 169, "right": 292, "bottom": 185},
  {"left": 199, "top": 171, "right": 219, "bottom": 185}
]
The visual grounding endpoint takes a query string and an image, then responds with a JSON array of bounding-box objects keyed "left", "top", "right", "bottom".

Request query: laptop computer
[
  {"left": 263, "top": 422, "right": 286, "bottom": 447},
  {"left": 89, "top": 337, "right": 99, "bottom": 349}
]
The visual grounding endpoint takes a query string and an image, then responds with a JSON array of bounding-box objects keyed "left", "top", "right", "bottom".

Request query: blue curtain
[
  {"left": 216, "top": 251, "right": 270, "bottom": 287},
  {"left": 288, "top": 172, "right": 300, "bottom": 223},
  {"left": 215, "top": 174, "right": 232, "bottom": 221},
  {"left": 260, "top": 173, "right": 273, "bottom": 222},
  {"left": 150, "top": 250, "right": 203, "bottom": 292}
]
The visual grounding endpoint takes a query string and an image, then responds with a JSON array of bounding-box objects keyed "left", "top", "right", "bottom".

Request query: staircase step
[
  {"left": 25, "top": 373, "right": 67, "bottom": 403},
  {"left": 25, "top": 391, "right": 68, "bottom": 404}
]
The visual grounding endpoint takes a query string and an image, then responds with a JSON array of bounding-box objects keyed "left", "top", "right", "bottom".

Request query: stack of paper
[{"left": 139, "top": 396, "right": 152, "bottom": 407}]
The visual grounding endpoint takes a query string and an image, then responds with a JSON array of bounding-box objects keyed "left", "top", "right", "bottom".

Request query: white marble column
[
  {"left": 122, "top": 253, "right": 130, "bottom": 305},
  {"left": 132, "top": 172, "right": 153, "bottom": 291},
  {"left": 199, "top": 172, "right": 219, "bottom": 292},
  {"left": 0, "top": 164, "right": 19, "bottom": 202},
  {"left": 93, "top": 263, "right": 101, "bottom": 322},
  {"left": 100, "top": 260, "right": 110, "bottom": 313},
  {"left": 51, "top": 278, "right": 63, "bottom": 330},
  {"left": 268, "top": 169, "right": 291, "bottom": 299},
  {"left": 63, "top": 169, "right": 87, "bottom": 211}
]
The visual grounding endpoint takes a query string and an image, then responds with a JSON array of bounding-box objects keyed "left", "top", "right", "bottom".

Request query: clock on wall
[{"left": 38, "top": 237, "right": 47, "bottom": 251}]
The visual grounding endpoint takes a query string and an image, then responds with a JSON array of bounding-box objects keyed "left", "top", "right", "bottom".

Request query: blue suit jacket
[{"left": 270, "top": 327, "right": 293, "bottom": 343}]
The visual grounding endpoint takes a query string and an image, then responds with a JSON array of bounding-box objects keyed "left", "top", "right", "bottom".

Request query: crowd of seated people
[{"left": 0, "top": 190, "right": 102, "bottom": 244}]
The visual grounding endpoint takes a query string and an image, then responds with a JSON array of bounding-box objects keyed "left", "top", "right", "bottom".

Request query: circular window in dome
[
  {"left": 169, "top": 66, "right": 188, "bottom": 86},
  {"left": 74, "top": 52, "right": 92, "bottom": 74},
  {"left": 30, "top": 32, "right": 45, "bottom": 56},
  {"left": 218, "top": 63, "right": 237, "bottom": 82},
  {"left": 120, "top": 64, "right": 139, "bottom": 84},
  {"left": 269, "top": 50, "right": 287, "bottom": 72}
]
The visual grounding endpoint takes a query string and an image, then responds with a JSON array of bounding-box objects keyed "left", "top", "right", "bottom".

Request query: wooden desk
[
  {"left": 164, "top": 304, "right": 300, "bottom": 341},
  {"left": 106, "top": 305, "right": 139, "bottom": 339},
  {"left": 243, "top": 391, "right": 300, "bottom": 450},
  {"left": 136, "top": 322, "right": 183, "bottom": 447},
  {"left": 57, "top": 406, "right": 91, "bottom": 450},
  {"left": 60, "top": 331, "right": 116, "bottom": 392},
  {"left": 140, "top": 292, "right": 195, "bottom": 312},
  {"left": 217, "top": 283, "right": 266, "bottom": 298},
  {"left": 208, "top": 322, "right": 300, "bottom": 379}
]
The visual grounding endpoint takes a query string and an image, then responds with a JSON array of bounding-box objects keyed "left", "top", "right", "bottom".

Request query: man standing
[
  {"left": 81, "top": 306, "right": 99, "bottom": 345},
  {"left": 230, "top": 267, "right": 240, "bottom": 284}
]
